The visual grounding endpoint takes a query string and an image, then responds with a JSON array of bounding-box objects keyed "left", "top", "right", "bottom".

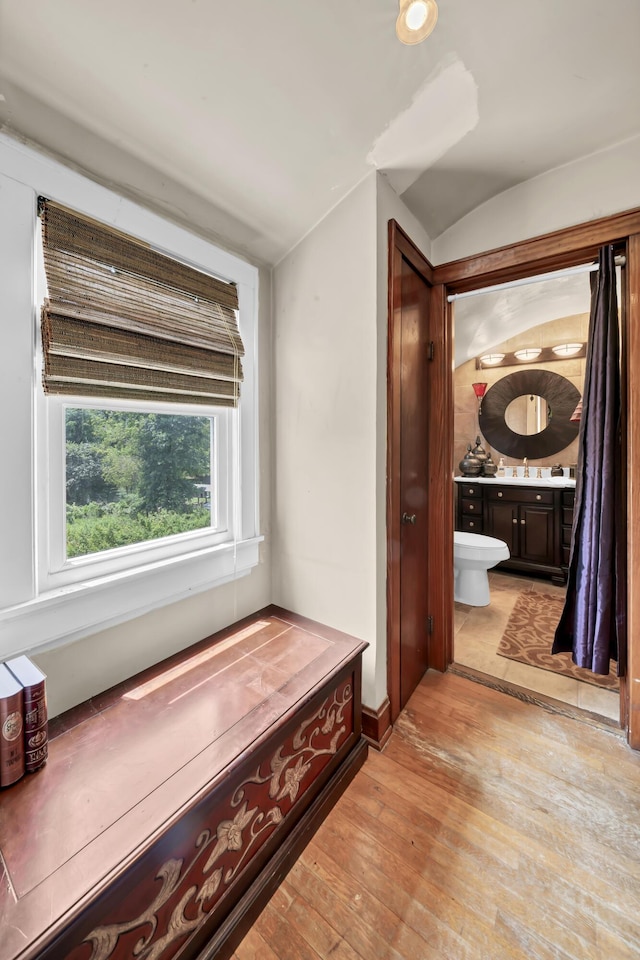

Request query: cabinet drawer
[
  {"left": 562, "top": 525, "right": 573, "bottom": 547},
  {"left": 458, "top": 483, "right": 482, "bottom": 499},
  {"left": 461, "top": 498, "right": 482, "bottom": 515},
  {"left": 461, "top": 517, "right": 483, "bottom": 533},
  {"left": 562, "top": 490, "right": 575, "bottom": 507},
  {"left": 487, "top": 487, "right": 553, "bottom": 505},
  {"left": 562, "top": 545, "right": 571, "bottom": 565}
]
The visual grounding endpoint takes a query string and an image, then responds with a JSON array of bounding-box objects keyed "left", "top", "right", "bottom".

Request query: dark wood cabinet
[
  {"left": 458, "top": 482, "right": 483, "bottom": 532},
  {"left": 484, "top": 499, "right": 516, "bottom": 553},
  {"left": 456, "top": 479, "right": 574, "bottom": 583},
  {"left": 518, "top": 503, "right": 555, "bottom": 564}
]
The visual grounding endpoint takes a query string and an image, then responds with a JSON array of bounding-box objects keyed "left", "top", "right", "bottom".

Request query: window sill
[{"left": 0, "top": 536, "right": 263, "bottom": 659}]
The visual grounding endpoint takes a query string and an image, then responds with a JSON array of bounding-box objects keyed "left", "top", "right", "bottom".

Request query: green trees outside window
[{"left": 65, "top": 409, "right": 212, "bottom": 558}]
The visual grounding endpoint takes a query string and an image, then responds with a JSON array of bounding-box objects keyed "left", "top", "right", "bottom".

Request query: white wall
[
  {"left": 377, "top": 172, "right": 433, "bottom": 265},
  {"left": 272, "top": 172, "right": 434, "bottom": 711},
  {"left": 432, "top": 134, "right": 640, "bottom": 265},
  {"left": 272, "top": 174, "right": 379, "bottom": 703}
]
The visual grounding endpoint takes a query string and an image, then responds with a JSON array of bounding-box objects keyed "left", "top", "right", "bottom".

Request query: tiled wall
[{"left": 454, "top": 314, "right": 588, "bottom": 472}]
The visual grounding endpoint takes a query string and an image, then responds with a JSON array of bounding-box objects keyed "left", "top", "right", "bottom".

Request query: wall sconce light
[
  {"left": 396, "top": 0, "right": 439, "bottom": 44},
  {"left": 552, "top": 342, "right": 583, "bottom": 357},
  {"left": 479, "top": 353, "right": 505, "bottom": 366},
  {"left": 513, "top": 348, "right": 542, "bottom": 362},
  {"left": 472, "top": 382, "right": 487, "bottom": 415},
  {"left": 570, "top": 399, "right": 582, "bottom": 422}
]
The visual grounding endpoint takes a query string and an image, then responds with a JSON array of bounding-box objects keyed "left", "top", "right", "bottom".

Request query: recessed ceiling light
[
  {"left": 514, "top": 348, "right": 542, "bottom": 361},
  {"left": 479, "top": 353, "right": 505, "bottom": 366},
  {"left": 396, "top": 0, "right": 438, "bottom": 45},
  {"left": 552, "top": 342, "right": 583, "bottom": 357}
]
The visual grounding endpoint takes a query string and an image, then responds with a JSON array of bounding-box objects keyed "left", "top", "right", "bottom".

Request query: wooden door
[
  {"left": 398, "top": 257, "right": 431, "bottom": 708},
  {"left": 388, "top": 222, "right": 453, "bottom": 723}
]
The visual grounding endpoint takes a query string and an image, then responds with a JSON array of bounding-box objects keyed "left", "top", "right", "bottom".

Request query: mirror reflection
[{"left": 504, "top": 394, "right": 550, "bottom": 436}]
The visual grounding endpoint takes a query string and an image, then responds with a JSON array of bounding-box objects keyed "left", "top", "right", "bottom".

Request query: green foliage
[
  {"left": 137, "top": 414, "right": 210, "bottom": 513},
  {"left": 66, "top": 504, "right": 211, "bottom": 558},
  {"left": 64, "top": 407, "right": 213, "bottom": 557},
  {"left": 66, "top": 442, "right": 117, "bottom": 504},
  {"left": 91, "top": 412, "right": 143, "bottom": 492}
]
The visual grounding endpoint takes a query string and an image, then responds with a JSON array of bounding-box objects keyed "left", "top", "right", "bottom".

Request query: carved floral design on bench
[{"left": 77, "top": 680, "right": 353, "bottom": 960}]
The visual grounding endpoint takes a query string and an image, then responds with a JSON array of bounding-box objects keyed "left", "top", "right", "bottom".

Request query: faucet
[{"left": 523, "top": 458, "right": 529, "bottom": 478}]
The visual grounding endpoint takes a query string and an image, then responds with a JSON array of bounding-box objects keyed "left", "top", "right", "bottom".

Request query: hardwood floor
[{"left": 232, "top": 670, "right": 640, "bottom": 960}]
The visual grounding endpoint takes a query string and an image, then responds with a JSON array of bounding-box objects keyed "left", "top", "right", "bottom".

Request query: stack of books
[{"left": 0, "top": 656, "right": 48, "bottom": 788}]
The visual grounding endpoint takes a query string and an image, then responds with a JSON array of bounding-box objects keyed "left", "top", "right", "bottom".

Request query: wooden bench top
[{"left": 0, "top": 606, "right": 367, "bottom": 960}]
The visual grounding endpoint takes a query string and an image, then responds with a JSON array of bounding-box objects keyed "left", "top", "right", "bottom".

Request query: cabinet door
[
  {"left": 485, "top": 500, "right": 518, "bottom": 556},
  {"left": 518, "top": 505, "right": 555, "bottom": 564}
]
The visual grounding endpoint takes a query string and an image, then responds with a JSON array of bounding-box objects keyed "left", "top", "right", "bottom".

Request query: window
[
  {"left": 63, "top": 408, "right": 216, "bottom": 560},
  {"left": 0, "top": 135, "right": 260, "bottom": 660},
  {"left": 39, "top": 400, "right": 232, "bottom": 591}
]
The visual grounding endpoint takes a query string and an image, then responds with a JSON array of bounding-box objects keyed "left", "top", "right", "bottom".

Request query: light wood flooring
[
  {"left": 232, "top": 670, "right": 640, "bottom": 960},
  {"left": 454, "top": 570, "right": 620, "bottom": 722}
]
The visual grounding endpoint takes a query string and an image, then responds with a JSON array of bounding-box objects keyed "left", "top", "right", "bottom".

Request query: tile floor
[{"left": 454, "top": 570, "right": 620, "bottom": 722}]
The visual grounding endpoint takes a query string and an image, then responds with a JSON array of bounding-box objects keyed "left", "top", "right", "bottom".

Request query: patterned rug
[{"left": 497, "top": 591, "right": 619, "bottom": 691}]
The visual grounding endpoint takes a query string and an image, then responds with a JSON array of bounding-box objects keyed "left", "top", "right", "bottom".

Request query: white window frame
[
  {"left": 40, "top": 399, "right": 232, "bottom": 590},
  {"left": 0, "top": 134, "right": 261, "bottom": 661}
]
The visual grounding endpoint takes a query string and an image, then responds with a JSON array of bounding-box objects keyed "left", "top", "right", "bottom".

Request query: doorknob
[{"left": 402, "top": 512, "right": 417, "bottom": 525}]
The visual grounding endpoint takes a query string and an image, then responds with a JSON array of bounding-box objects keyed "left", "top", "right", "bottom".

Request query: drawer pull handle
[
  {"left": 497, "top": 492, "right": 503, "bottom": 498},
  {"left": 469, "top": 504, "right": 474, "bottom": 510},
  {"left": 512, "top": 518, "right": 518, "bottom": 524},
  {"left": 468, "top": 488, "right": 474, "bottom": 495},
  {"left": 521, "top": 519, "right": 526, "bottom": 525},
  {"left": 469, "top": 521, "right": 474, "bottom": 527},
  {"left": 402, "top": 512, "right": 417, "bottom": 525},
  {"left": 536, "top": 494, "right": 542, "bottom": 501}
]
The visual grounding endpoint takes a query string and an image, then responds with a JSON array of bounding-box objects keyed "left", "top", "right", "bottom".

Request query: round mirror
[
  {"left": 504, "top": 394, "right": 549, "bottom": 436},
  {"left": 479, "top": 370, "right": 580, "bottom": 459}
]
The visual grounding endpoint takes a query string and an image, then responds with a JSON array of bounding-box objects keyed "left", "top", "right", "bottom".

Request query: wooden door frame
[
  {"left": 387, "top": 222, "right": 453, "bottom": 723},
  {"left": 387, "top": 207, "right": 640, "bottom": 747}
]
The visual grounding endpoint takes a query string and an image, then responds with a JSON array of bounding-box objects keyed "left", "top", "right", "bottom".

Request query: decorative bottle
[
  {"left": 459, "top": 444, "right": 481, "bottom": 477},
  {"left": 482, "top": 453, "right": 498, "bottom": 478},
  {"left": 471, "top": 436, "right": 488, "bottom": 470}
]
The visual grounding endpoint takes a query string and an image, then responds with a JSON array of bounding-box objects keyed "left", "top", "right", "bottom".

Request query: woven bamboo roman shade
[{"left": 39, "top": 200, "right": 244, "bottom": 406}]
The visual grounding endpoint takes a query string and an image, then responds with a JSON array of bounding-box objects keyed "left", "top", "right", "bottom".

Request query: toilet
[{"left": 454, "top": 531, "right": 510, "bottom": 606}]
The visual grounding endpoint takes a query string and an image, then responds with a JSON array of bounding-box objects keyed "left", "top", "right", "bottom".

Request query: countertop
[{"left": 455, "top": 475, "right": 576, "bottom": 488}]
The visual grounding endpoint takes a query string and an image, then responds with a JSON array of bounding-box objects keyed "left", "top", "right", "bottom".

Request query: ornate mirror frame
[{"left": 478, "top": 369, "right": 581, "bottom": 459}]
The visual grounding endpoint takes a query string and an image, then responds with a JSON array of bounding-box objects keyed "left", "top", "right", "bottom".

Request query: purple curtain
[{"left": 552, "top": 245, "right": 624, "bottom": 674}]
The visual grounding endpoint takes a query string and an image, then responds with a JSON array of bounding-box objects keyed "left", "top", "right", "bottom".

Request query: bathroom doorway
[
  {"left": 386, "top": 209, "right": 640, "bottom": 745},
  {"left": 451, "top": 267, "right": 621, "bottom": 722}
]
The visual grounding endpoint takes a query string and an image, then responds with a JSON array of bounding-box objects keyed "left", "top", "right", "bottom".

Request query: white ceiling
[{"left": 1, "top": 0, "right": 639, "bottom": 265}]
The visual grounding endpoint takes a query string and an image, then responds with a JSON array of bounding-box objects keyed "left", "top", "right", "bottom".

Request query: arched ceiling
[{"left": 453, "top": 269, "right": 594, "bottom": 368}]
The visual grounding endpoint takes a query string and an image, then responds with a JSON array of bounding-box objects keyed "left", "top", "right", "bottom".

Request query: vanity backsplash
[{"left": 458, "top": 435, "right": 576, "bottom": 479}]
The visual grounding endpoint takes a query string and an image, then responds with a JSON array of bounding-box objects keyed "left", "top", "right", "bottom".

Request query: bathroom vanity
[{"left": 454, "top": 476, "right": 576, "bottom": 583}]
